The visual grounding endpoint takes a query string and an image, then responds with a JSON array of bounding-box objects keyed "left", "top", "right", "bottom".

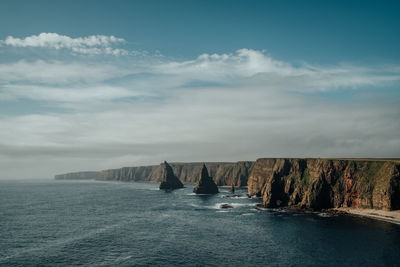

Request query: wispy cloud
[
  {"left": 155, "top": 49, "right": 400, "bottom": 91},
  {"left": 0, "top": 60, "right": 134, "bottom": 84},
  {"left": 0, "top": 33, "right": 130, "bottom": 55},
  {"left": 1, "top": 49, "right": 399, "bottom": 104},
  {"left": 0, "top": 45, "right": 399, "bottom": 178}
]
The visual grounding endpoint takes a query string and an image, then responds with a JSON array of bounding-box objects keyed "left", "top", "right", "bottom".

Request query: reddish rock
[{"left": 248, "top": 158, "right": 400, "bottom": 211}]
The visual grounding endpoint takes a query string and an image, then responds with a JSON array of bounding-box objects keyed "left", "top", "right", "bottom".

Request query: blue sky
[
  {"left": 0, "top": 0, "right": 399, "bottom": 178},
  {"left": 2, "top": 0, "right": 400, "bottom": 63}
]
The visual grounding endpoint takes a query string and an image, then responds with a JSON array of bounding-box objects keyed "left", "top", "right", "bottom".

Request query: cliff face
[
  {"left": 54, "top": 158, "right": 400, "bottom": 211},
  {"left": 99, "top": 161, "right": 254, "bottom": 186},
  {"left": 54, "top": 171, "right": 100, "bottom": 180},
  {"left": 247, "top": 158, "right": 400, "bottom": 211}
]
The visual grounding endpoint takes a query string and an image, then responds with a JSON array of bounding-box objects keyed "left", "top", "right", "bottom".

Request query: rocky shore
[
  {"left": 333, "top": 207, "right": 400, "bottom": 224},
  {"left": 55, "top": 158, "right": 400, "bottom": 220}
]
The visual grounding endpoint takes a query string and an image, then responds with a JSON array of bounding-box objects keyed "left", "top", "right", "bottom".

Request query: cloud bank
[{"left": 0, "top": 38, "right": 399, "bottom": 178}]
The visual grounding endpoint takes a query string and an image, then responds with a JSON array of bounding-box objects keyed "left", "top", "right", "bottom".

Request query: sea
[{"left": 0, "top": 179, "right": 399, "bottom": 266}]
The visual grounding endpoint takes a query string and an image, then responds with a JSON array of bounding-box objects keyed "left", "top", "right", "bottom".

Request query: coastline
[{"left": 333, "top": 207, "right": 400, "bottom": 224}]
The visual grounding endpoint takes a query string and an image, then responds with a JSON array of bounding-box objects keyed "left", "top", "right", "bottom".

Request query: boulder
[
  {"left": 159, "top": 161, "right": 184, "bottom": 190},
  {"left": 193, "top": 164, "right": 219, "bottom": 194},
  {"left": 220, "top": 203, "right": 234, "bottom": 209}
]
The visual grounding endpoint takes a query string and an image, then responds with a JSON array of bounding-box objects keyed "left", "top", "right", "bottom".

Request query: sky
[{"left": 0, "top": 0, "right": 400, "bottom": 179}]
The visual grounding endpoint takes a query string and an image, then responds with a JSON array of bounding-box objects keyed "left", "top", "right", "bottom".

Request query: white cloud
[
  {"left": 1, "top": 49, "right": 399, "bottom": 104},
  {"left": 0, "top": 60, "right": 134, "bottom": 84},
  {"left": 0, "top": 84, "right": 144, "bottom": 102},
  {"left": 155, "top": 49, "right": 400, "bottom": 91},
  {"left": 0, "top": 33, "right": 129, "bottom": 55},
  {"left": 0, "top": 84, "right": 399, "bottom": 178},
  {"left": 6, "top": 46, "right": 387, "bottom": 91},
  {"left": 0, "top": 48, "right": 400, "bottom": 178}
]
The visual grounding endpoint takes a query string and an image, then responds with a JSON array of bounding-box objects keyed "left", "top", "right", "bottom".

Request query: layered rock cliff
[
  {"left": 247, "top": 158, "right": 400, "bottom": 211},
  {"left": 54, "top": 171, "right": 100, "bottom": 180},
  {"left": 54, "top": 158, "right": 400, "bottom": 211},
  {"left": 98, "top": 161, "right": 254, "bottom": 186}
]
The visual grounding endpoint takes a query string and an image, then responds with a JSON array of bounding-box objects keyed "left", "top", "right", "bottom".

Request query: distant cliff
[
  {"left": 54, "top": 171, "right": 100, "bottom": 180},
  {"left": 247, "top": 158, "right": 400, "bottom": 211},
  {"left": 99, "top": 161, "right": 254, "bottom": 187},
  {"left": 54, "top": 158, "right": 400, "bottom": 211}
]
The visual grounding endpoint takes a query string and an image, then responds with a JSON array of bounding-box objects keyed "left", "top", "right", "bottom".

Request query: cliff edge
[
  {"left": 98, "top": 161, "right": 253, "bottom": 186},
  {"left": 54, "top": 171, "right": 100, "bottom": 180},
  {"left": 247, "top": 158, "right": 400, "bottom": 211}
]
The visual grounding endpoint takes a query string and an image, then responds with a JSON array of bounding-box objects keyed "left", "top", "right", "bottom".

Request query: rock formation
[
  {"left": 159, "top": 161, "right": 184, "bottom": 190},
  {"left": 54, "top": 158, "right": 400, "bottom": 212},
  {"left": 247, "top": 158, "right": 400, "bottom": 211},
  {"left": 220, "top": 203, "right": 234, "bottom": 209},
  {"left": 96, "top": 161, "right": 253, "bottom": 186},
  {"left": 193, "top": 164, "right": 219, "bottom": 194}
]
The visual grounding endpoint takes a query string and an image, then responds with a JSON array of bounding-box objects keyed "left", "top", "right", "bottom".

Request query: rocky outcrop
[
  {"left": 54, "top": 158, "right": 400, "bottom": 211},
  {"left": 193, "top": 164, "right": 219, "bottom": 194},
  {"left": 247, "top": 158, "right": 400, "bottom": 211},
  {"left": 220, "top": 204, "right": 234, "bottom": 209},
  {"left": 98, "top": 161, "right": 254, "bottom": 186},
  {"left": 159, "top": 161, "right": 184, "bottom": 190},
  {"left": 54, "top": 171, "right": 100, "bottom": 180}
]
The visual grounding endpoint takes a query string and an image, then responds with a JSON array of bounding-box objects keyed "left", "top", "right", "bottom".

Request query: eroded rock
[
  {"left": 247, "top": 158, "right": 400, "bottom": 211},
  {"left": 220, "top": 203, "right": 234, "bottom": 209},
  {"left": 193, "top": 164, "right": 219, "bottom": 194},
  {"left": 159, "top": 161, "right": 184, "bottom": 190}
]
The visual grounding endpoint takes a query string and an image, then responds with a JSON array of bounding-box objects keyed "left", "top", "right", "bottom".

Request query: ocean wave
[
  {"left": 317, "top": 212, "right": 335, "bottom": 218},
  {"left": 0, "top": 222, "right": 123, "bottom": 263},
  {"left": 220, "top": 194, "right": 248, "bottom": 199}
]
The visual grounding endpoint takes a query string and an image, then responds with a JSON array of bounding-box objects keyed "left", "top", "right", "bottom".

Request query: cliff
[
  {"left": 54, "top": 171, "right": 100, "bottom": 180},
  {"left": 247, "top": 158, "right": 400, "bottom": 211},
  {"left": 98, "top": 161, "right": 254, "bottom": 186},
  {"left": 54, "top": 158, "right": 400, "bottom": 211}
]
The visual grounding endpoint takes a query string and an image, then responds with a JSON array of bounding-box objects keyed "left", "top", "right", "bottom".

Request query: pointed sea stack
[
  {"left": 193, "top": 164, "right": 219, "bottom": 194},
  {"left": 159, "top": 161, "right": 184, "bottom": 190}
]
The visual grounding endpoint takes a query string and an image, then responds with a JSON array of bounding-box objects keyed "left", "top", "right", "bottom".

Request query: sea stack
[
  {"left": 193, "top": 164, "right": 219, "bottom": 194},
  {"left": 159, "top": 161, "right": 184, "bottom": 190}
]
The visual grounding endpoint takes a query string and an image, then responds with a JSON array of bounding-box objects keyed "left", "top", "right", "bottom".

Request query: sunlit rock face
[{"left": 247, "top": 158, "right": 400, "bottom": 211}]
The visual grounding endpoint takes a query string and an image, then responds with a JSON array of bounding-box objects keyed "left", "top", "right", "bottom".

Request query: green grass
[{"left": 301, "top": 168, "right": 311, "bottom": 187}]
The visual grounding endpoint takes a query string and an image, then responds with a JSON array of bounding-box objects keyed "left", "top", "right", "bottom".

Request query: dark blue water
[{"left": 0, "top": 180, "right": 399, "bottom": 266}]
